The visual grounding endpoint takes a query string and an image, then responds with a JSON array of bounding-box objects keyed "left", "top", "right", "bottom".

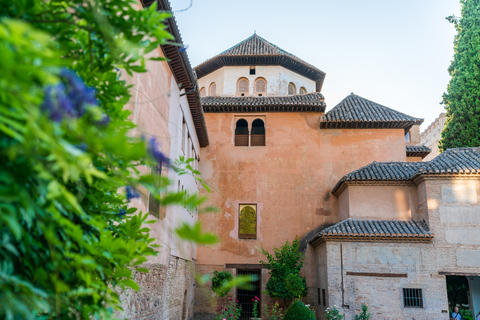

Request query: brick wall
[{"left": 116, "top": 255, "right": 195, "bottom": 320}]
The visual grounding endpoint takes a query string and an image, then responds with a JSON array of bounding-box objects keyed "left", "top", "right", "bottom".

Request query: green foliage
[
  {"left": 325, "top": 305, "right": 344, "bottom": 320},
  {"left": 285, "top": 273, "right": 305, "bottom": 301},
  {"left": 252, "top": 296, "right": 260, "bottom": 320},
  {"left": 0, "top": 1, "right": 216, "bottom": 319},
  {"left": 284, "top": 301, "right": 315, "bottom": 320},
  {"left": 214, "top": 299, "right": 241, "bottom": 320},
  {"left": 263, "top": 301, "right": 284, "bottom": 320},
  {"left": 354, "top": 304, "right": 371, "bottom": 320},
  {"left": 447, "top": 276, "right": 469, "bottom": 310},
  {"left": 440, "top": 0, "right": 480, "bottom": 150},
  {"left": 212, "top": 271, "right": 234, "bottom": 298},
  {"left": 261, "top": 237, "right": 307, "bottom": 301}
]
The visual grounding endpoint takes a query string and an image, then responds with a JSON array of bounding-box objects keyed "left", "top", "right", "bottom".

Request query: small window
[
  {"left": 317, "top": 288, "right": 321, "bottom": 305},
  {"left": 200, "top": 87, "right": 206, "bottom": 97},
  {"left": 235, "top": 119, "right": 249, "bottom": 146},
  {"left": 405, "top": 131, "right": 411, "bottom": 142},
  {"left": 181, "top": 118, "right": 186, "bottom": 152},
  {"left": 322, "top": 289, "right": 326, "bottom": 307},
  {"left": 288, "top": 82, "right": 296, "bottom": 95},
  {"left": 209, "top": 82, "right": 216, "bottom": 96},
  {"left": 239, "top": 204, "right": 257, "bottom": 239},
  {"left": 300, "top": 87, "right": 307, "bottom": 95},
  {"left": 250, "top": 66, "right": 256, "bottom": 75},
  {"left": 403, "top": 288, "right": 423, "bottom": 308},
  {"left": 255, "top": 78, "right": 266, "bottom": 94},
  {"left": 148, "top": 164, "right": 162, "bottom": 218},
  {"left": 251, "top": 119, "right": 265, "bottom": 147},
  {"left": 238, "top": 78, "right": 249, "bottom": 95}
]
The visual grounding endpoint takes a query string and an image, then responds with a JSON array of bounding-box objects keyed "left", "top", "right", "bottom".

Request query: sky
[{"left": 169, "top": 0, "right": 462, "bottom": 131}]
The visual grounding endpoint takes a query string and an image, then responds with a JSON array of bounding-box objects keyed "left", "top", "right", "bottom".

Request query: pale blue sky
[{"left": 170, "top": 0, "right": 461, "bottom": 131}]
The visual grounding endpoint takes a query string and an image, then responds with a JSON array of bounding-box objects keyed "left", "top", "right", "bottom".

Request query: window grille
[
  {"left": 403, "top": 288, "right": 423, "bottom": 308},
  {"left": 288, "top": 82, "right": 296, "bottom": 95},
  {"left": 239, "top": 204, "right": 257, "bottom": 239},
  {"left": 255, "top": 78, "right": 266, "bottom": 93},
  {"left": 237, "top": 269, "right": 261, "bottom": 319},
  {"left": 209, "top": 82, "right": 216, "bottom": 96},
  {"left": 199, "top": 87, "right": 206, "bottom": 96},
  {"left": 300, "top": 87, "right": 307, "bottom": 94},
  {"left": 238, "top": 78, "right": 249, "bottom": 94}
]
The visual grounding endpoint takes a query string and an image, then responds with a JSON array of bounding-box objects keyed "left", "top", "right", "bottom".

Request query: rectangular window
[
  {"left": 322, "top": 289, "right": 326, "bottom": 307},
  {"left": 249, "top": 66, "right": 255, "bottom": 75},
  {"left": 403, "top": 288, "right": 423, "bottom": 308},
  {"left": 148, "top": 164, "right": 162, "bottom": 218},
  {"left": 317, "top": 288, "right": 321, "bottom": 305},
  {"left": 239, "top": 204, "right": 257, "bottom": 239},
  {"left": 405, "top": 131, "right": 410, "bottom": 142},
  {"left": 181, "top": 117, "right": 186, "bottom": 153}
]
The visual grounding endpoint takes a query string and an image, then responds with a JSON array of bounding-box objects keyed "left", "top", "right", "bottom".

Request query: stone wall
[{"left": 117, "top": 256, "right": 195, "bottom": 320}]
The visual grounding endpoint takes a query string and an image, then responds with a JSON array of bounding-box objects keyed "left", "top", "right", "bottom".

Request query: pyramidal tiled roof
[
  {"left": 201, "top": 93, "right": 326, "bottom": 113},
  {"left": 319, "top": 93, "right": 423, "bottom": 130},
  {"left": 332, "top": 147, "right": 480, "bottom": 195},
  {"left": 311, "top": 218, "right": 433, "bottom": 242},
  {"left": 194, "top": 34, "right": 326, "bottom": 91}
]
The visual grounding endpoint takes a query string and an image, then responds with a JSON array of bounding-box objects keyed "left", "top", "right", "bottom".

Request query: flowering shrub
[
  {"left": 263, "top": 301, "right": 284, "bottom": 320},
  {"left": 354, "top": 304, "right": 371, "bottom": 320},
  {"left": 252, "top": 296, "right": 260, "bottom": 320},
  {"left": 325, "top": 305, "right": 344, "bottom": 320},
  {"left": 215, "top": 299, "right": 242, "bottom": 320},
  {"left": 0, "top": 1, "right": 216, "bottom": 319}
]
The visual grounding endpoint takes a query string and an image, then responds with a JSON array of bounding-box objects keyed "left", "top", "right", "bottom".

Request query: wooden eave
[
  {"left": 310, "top": 234, "right": 434, "bottom": 247},
  {"left": 140, "top": 0, "right": 209, "bottom": 147},
  {"left": 195, "top": 55, "right": 326, "bottom": 92},
  {"left": 319, "top": 120, "right": 417, "bottom": 133},
  {"left": 203, "top": 105, "right": 326, "bottom": 113},
  {"left": 406, "top": 150, "right": 430, "bottom": 158}
]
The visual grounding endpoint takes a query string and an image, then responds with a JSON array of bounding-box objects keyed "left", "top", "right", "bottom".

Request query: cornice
[{"left": 333, "top": 180, "right": 414, "bottom": 197}]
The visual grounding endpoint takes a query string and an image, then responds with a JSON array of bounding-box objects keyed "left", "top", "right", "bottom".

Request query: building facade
[{"left": 421, "top": 113, "right": 447, "bottom": 161}]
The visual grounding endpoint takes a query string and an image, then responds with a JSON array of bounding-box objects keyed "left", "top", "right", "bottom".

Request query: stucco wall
[
  {"left": 197, "top": 66, "right": 316, "bottom": 96},
  {"left": 196, "top": 111, "right": 408, "bottom": 313},
  {"left": 338, "top": 185, "right": 418, "bottom": 220},
  {"left": 420, "top": 113, "right": 446, "bottom": 161}
]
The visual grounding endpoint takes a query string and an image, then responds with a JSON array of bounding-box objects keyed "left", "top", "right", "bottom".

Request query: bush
[
  {"left": 354, "top": 304, "right": 371, "bottom": 320},
  {"left": 286, "top": 273, "right": 305, "bottom": 301},
  {"left": 284, "top": 301, "right": 315, "bottom": 320},
  {"left": 325, "top": 305, "right": 344, "bottom": 320},
  {"left": 214, "top": 299, "right": 241, "bottom": 320},
  {"left": 212, "top": 271, "right": 234, "bottom": 297}
]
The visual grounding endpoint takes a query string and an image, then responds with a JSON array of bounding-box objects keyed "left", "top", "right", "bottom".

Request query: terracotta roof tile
[
  {"left": 201, "top": 93, "right": 326, "bottom": 113},
  {"left": 316, "top": 218, "right": 433, "bottom": 239},
  {"left": 320, "top": 93, "right": 423, "bottom": 130}
]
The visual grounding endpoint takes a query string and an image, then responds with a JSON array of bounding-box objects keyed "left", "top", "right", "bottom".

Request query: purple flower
[
  {"left": 41, "top": 83, "right": 75, "bottom": 122},
  {"left": 126, "top": 186, "right": 140, "bottom": 200},
  {"left": 117, "top": 209, "right": 127, "bottom": 218},
  {"left": 97, "top": 114, "right": 111, "bottom": 127},
  {"left": 148, "top": 137, "right": 170, "bottom": 166}
]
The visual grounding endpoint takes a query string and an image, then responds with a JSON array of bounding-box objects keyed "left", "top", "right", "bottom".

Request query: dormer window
[
  {"left": 288, "top": 82, "right": 296, "bottom": 95},
  {"left": 255, "top": 78, "right": 266, "bottom": 96},
  {"left": 237, "top": 78, "right": 249, "bottom": 96}
]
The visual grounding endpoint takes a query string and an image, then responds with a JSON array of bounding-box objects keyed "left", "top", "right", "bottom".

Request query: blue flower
[
  {"left": 126, "top": 186, "right": 140, "bottom": 201},
  {"left": 117, "top": 209, "right": 127, "bottom": 218},
  {"left": 148, "top": 137, "right": 170, "bottom": 166}
]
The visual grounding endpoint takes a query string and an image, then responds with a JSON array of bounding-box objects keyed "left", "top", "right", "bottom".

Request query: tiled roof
[
  {"left": 319, "top": 93, "right": 423, "bottom": 130},
  {"left": 332, "top": 147, "right": 480, "bottom": 195},
  {"left": 419, "top": 147, "right": 480, "bottom": 174},
  {"left": 311, "top": 218, "right": 433, "bottom": 242},
  {"left": 406, "top": 145, "right": 431, "bottom": 158},
  {"left": 201, "top": 93, "right": 326, "bottom": 113},
  {"left": 194, "top": 34, "right": 326, "bottom": 92}
]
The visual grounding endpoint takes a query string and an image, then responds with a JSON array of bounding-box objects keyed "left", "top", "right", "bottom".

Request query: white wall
[{"left": 197, "top": 65, "right": 316, "bottom": 96}]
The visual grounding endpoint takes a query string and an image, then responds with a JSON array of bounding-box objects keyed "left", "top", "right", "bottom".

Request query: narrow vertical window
[
  {"left": 322, "top": 289, "right": 326, "bottom": 307},
  {"left": 148, "top": 164, "right": 162, "bottom": 218},
  {"left": 250, "top": 66, "right": 256, "bottom": 75},
  {"left": 255, "top": 78, "right": 267, "bottom": 95},
  {"left": 239, "top": 204, "right": 257, "bottom": 239},
  {"left": 235, "top": 119, "right": 249, "bottom": 146},
  {"left": 250, "top": 119, "right": 265, "bottom": 146},
  {"left": 405, "top": 131, "right": 411, "bottom": 142},
  {"left": 300, "top": 87, "right": 307, "bottom": 94},
  {"left": 200, "top": 87, "right": 206, "bottom": 97},
  {"left": 209, "top": 82, "right": 216, "bottom": 96},
  {"left": 288, "top": 82, "right": 296, "bottom": 95},
  {"left": 181, "top": 117, "right": 186, "bottom": 152},
  {"left": 238, "top": 78, "right": 249, "bottom": 96}
]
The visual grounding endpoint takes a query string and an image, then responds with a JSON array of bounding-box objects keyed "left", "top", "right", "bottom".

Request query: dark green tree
[
  {"left": 440, "top": 0, "right": 480, "bottom": 151},
  {"left": 260, "top": 237, "right": 307, "bottom": 306}
]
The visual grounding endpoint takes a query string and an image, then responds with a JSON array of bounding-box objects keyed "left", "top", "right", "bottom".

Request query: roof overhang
[{"left": 319, "top": 119, "right": 420, "bottom": 133}]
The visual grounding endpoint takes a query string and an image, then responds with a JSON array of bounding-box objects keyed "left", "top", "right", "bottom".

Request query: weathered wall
[
  {"left": 316, "top": 241, "right": 447, "bottom": 320},
  {"left": 338, "top": 185, "right": 418, "bottom": 220},
  {"left": 197, "top": 66, "right": 316, "bottom": 96},
  {"left": 196, "top": 111, "right": 408, "bottom": 314},
  {"left": 420, "top": 113, "right": 446, "bottom": 161}
]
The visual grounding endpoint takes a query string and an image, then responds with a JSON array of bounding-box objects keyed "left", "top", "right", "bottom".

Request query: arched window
[
  {"left": 209, "top": 82, "right": 216, "bottom": 96},
  {"left": 255, "top": 78, "right": 267, "bottom": 95},
  {"left": 299, "top": 87, "right": 307, "bottom": 95},
  {"left": 235, "top": 119, "right": 249, "bottom": 146},
  {"left": 251, "top": 119, "right": 265, "bottom": 146},
  {"left": 288, "top": 82, "right": 296, "bottom": 95},
  {"left": 199, "top": 87, "right": 206, "bottom": 97},
  {"left": 237, "top": 78, "right": 249, "bottom": 96},
  {"left": 239, "top": 204, "right": 257, "bottom": 239}
]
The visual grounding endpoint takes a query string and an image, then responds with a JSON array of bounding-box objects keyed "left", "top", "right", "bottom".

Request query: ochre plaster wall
[
  {"left": 197, "top": 66, "right": 316, "bottom": 96},
  {"left": 339, "top": 185, "right": 418, "bottom": 220},
  {"left": 196, "top": 111, "right": 408, "bottom": 313},
  {"left": 407, "top": 156, "right": 423, "bottom": 162}
]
